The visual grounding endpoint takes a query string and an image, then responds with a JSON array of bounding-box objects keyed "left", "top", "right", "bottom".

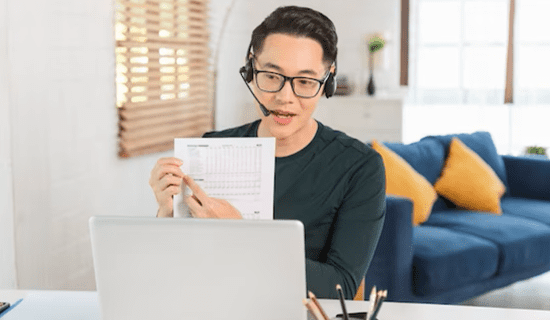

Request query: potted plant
[
  {"left": 525, "top": 146, "right": 547, "bottom": 158},
  {"left": 366, "top": 36, "right": 385, "bottom": 96}
]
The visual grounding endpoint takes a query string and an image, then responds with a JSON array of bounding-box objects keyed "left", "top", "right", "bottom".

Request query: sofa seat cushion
[
  {"left": 501, "top": 197, "right": 550, "bottom": 226},
  {"left": 412, "top": 226, "right": 499, "bottom": 297},
  {"left": 425, "top": 211, "right": 550, "bottom": 274}
]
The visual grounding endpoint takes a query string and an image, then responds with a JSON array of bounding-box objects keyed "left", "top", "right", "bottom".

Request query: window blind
[{"left": 115, "top": 0, "right": 213, "bottom": 158}]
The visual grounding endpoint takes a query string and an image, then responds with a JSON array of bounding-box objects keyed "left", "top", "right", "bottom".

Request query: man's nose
[{"left": 276, "top": 79, "right": 295, "bottom": 101}]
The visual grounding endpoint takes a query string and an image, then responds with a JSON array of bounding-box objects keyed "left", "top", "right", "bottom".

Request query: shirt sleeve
[{"left": 305, "top": 151, "right": 386, "bottom": 299}]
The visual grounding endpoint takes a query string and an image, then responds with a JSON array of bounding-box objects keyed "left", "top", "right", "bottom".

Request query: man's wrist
[{"left": 156, "top": 207, "right": 173, "bottom": 218}]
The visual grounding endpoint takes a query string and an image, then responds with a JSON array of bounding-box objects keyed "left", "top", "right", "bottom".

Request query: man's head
[
  {"left": 248, "top": 6, "right": 338, "bottom": 67},
  {"left": 243, "top": 6, "right": 339, "bottom": 144}
]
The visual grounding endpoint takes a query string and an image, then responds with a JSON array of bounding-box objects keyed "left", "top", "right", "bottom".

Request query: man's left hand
[{"left": 183, "top": 175, "right": 243, "bottom": 219}]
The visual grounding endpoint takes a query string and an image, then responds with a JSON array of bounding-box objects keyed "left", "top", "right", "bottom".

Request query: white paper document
[{"left": 173, "top": 137, "right": 275, "bottom": 220}]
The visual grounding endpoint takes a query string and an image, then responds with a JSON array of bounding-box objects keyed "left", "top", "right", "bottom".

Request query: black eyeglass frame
[{"left": 252, "top": 63, "right": 331, "bottom": 99}]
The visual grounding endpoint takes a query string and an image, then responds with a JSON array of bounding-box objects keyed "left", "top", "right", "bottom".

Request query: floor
[{"left": 460, "top": 271, "right": 550, "bottom": 310}]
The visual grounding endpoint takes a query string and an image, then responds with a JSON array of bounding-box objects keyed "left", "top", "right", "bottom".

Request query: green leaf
[{"left": 368, "top": 37, "right": 385, "bottom": 53}]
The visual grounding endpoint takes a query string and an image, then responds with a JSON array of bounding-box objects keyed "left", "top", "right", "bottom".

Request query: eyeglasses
[{"left": 253, "top": 66, "right": 330, "bottom": 99}]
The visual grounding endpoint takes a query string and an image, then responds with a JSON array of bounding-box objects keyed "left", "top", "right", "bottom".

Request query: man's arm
[{"left": 306, "top": 152, "right": 386, "bottom": 299}]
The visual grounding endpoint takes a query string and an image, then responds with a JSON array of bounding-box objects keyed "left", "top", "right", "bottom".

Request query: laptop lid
[{"left": 89, "top": 216, "right": 307, "bottom": 320}]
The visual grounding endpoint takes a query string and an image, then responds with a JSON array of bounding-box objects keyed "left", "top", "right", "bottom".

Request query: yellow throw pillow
[
  {"left": 372, "top": 140, "right": 437, "bottom": 226},
  {"left": 434, "top": 138, "right": 506, "bottom": 214}
]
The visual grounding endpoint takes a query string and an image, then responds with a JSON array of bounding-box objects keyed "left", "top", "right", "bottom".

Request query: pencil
[
  {"left": 308, "top": 291, "right": 330, "bottom": 320},
  {"left": 336, "top": 284, "right": 349, "bottom": 320},
  {"left": 369, "top": 290, "right": 387, "bottom": 320},
  {"left": 302, "top": 298, "right": 323, "bottom": 320},
  {"left": 368, "top": 286, "right": 377, "bottom": 316}
]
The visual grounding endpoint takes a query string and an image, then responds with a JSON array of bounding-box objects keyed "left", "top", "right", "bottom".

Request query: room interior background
[
  {"left": 1, "top": 0, "right": 549, "bottom": 292},
  {"left": 0, "top": 0, "right": 401, "bottom": 291}
]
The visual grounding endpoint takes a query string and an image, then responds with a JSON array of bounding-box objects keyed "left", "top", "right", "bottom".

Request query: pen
[
  {"left": 308, "top": 291, "right": 330, "bottom": 320},
  {"left": 336, "top": 284, "right": 349, "bottom": 320}
]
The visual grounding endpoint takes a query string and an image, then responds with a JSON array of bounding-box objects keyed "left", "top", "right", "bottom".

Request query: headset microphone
[{"left": 239, "top": 67, "right": 272, "bottom": 117}]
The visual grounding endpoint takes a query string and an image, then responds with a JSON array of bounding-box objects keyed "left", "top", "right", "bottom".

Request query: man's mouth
[
  {"left": 271, "top": 110, "right": 296, "bottom": 117},
  {"left": 271, "top": 110, "right": 296, "bottom": 125}
]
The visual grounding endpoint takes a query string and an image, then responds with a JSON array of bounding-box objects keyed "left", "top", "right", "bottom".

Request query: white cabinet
[{"left": 313, "top": 95, "right": 403, "bottom": 143}]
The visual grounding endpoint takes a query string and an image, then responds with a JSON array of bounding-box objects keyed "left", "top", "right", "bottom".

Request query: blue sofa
[{"left": 364, "top": 132, "right": 550, "bottom": 304}]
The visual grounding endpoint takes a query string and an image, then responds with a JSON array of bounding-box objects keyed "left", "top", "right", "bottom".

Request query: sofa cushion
[
  {"left": 425, "top": 211, "right": 550, "bottom": 274},
  {"left": 501, "top": 197, "right": 550, "bottom": 226},
  {"left": 372, "top": 140, "right": 437, "bottom": 225},
  {"left": 412, "top": 226, "right": 499, "bottom": 297},
  {"left": 426, "top": 131, "right": 509, "bottom": 192},
  {"left": 384, "top": 138, "right": 445, "bottom": 185},
  {"left": 434, "top": 138, "right": 506, "bottom": 214}
]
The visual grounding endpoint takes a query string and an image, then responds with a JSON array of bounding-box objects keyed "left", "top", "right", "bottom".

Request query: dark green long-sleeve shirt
[{"left": 203, "top": 120, "right": 386, "bottom": 299}]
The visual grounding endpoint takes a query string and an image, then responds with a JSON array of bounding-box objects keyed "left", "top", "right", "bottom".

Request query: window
[
  {"left": 515, "top": 0, "right": 550, "bottom": 104},
  {"left": 115, "top": 0, "right": 213, "bottom": 157},
  {"left": 409, "top": 0, "right": 511, "bottom": 105}
]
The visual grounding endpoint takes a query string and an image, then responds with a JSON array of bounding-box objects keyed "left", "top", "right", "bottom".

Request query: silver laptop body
[{"left": 89, "top": 216, "right": 307, "bottom": 320}]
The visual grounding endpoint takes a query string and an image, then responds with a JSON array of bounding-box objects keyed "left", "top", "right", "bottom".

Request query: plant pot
[{"left": 367, "top": 73, "right": 375, "bottom": 96}]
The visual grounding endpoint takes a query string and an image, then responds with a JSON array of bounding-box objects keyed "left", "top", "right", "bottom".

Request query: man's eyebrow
[{"left": 261, "top": 62, "right": 319, "bottom": 77}]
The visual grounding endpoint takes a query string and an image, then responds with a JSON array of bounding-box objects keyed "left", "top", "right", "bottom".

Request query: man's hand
[
  {"left": 149, "top": 157, "right": 184, "bottom": 217},
  {"left": 183, "top": 175, "right": 242, "bottom": 219}
]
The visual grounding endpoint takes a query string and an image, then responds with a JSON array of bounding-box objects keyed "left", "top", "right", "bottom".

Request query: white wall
[
  {"left": 0, "top": 0, "right": 17, "bottom": 290},
  {"left": 214, "top": 0, "right": 402, "bottom": 130},
  {"left": 4, "top": 0, "right": 167, "bottom": 290}
]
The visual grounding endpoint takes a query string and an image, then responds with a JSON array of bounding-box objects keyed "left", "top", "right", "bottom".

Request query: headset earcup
[
  {"left": 244, "top": 58, "right": 254, "bottom": 83},
  {"left": 324, "top": 73, "right": 336, "bottom": 98}
]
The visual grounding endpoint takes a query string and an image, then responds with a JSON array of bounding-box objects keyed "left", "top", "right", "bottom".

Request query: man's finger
[
  {"left": 157, "top": 157, "right": 183, "bottom": 166},
  {"left": 183, "top": 175, "right": 208, "bottom": 203},
  {"left": 185, "top": 195, "right": 204, "bottom": 218}
]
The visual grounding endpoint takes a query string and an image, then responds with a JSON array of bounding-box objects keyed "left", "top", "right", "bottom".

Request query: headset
[{"left": 239, "top": 43, "right": 337, "bottom": 117}]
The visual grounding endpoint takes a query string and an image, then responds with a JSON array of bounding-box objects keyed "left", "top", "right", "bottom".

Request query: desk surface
[{"left": 2, "top": 290, "right": 550, "bottom": 320}]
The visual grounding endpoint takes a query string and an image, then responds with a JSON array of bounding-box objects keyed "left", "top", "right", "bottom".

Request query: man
[{"left": 149, "top": 6, "right": 386, "bottom": 299}]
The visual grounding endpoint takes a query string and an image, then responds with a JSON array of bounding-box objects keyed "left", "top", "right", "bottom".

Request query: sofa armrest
[
  {"left": 502, "top": 155, "right": 550, "bottom": 201},
  {"left": 364, "top": 196, "right": 414, "bottom": 302}
]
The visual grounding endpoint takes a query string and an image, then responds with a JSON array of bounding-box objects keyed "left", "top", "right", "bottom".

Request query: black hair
[{"left": 249, "top": 6, "right": 338, "bottom": 66}]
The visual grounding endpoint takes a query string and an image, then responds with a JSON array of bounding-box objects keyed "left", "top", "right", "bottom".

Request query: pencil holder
[{"left": 334, "top": 311, "right": 376, "bottom": 320}]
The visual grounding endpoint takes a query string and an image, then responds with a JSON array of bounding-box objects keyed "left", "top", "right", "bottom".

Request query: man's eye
[{"left": 298, "top": 79, "right": 315, "bottom": 86}]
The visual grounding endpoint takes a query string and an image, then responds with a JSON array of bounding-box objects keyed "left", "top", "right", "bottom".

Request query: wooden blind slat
[
  {"left": 119, "top": 142, "right": 174, "bottom": 158},
  {"left": 120, "top": 113, "right": 211, "bottom": 140},
  {"left": 125, "top": 77, "right": 208, "bottom": 89},
  {"left": 122, "top": 67, "right": 209, "bottom": 79},
  {"left": 120, "top": 120, "right": 212, "bottom": 152},
  {"left": 118, "top": 0, "right": 207, "bottom": 14},
  {"left": 120, "top": 50, "right": 208, "bottom": 59},
  {"left": 123, "top": 22, "right": 208, "bottom": 34},
  {"left": 124, "top": 84, "right": 208, "bottom": 99},
  {"left": 121, "top": 59, "right": 209, "bottom": 69},
  {"left": 120, "top": 95, "right": 205, "bottom": 109},
  {"left": 116, "top": 40, "right": 208, "bottom": 50},
  {"left": 117, "top": 9, "right": 207, "bottom": 23},
  {"left": 119, "top": 101, "right": 208, "bottom": 119},
  {"left": 120, "top": 108, "right": 210, "bottom": 130}
]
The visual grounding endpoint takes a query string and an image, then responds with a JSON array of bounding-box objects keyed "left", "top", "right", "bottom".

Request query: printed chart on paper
[{"left": 173, "top": 138, "right": 275, "bottom": 220}]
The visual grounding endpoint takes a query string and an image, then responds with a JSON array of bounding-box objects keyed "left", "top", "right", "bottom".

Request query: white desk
[{"left": 2, "top": 290, "right": 550, "bottom": 320}]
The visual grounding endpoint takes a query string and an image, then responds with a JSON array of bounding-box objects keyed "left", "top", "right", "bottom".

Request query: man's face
[{"left": 252, "top": 33, "right": 330, "bottom": 140}]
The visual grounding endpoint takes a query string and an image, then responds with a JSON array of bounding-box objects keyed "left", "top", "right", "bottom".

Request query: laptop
[{"left": 89, "top": 216, "right": 307, "bottom": 320}]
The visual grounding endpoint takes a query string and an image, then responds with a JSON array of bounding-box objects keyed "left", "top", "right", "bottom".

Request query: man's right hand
[{"left": 149, "top": 157, "right": 184, "bottom": 217}]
